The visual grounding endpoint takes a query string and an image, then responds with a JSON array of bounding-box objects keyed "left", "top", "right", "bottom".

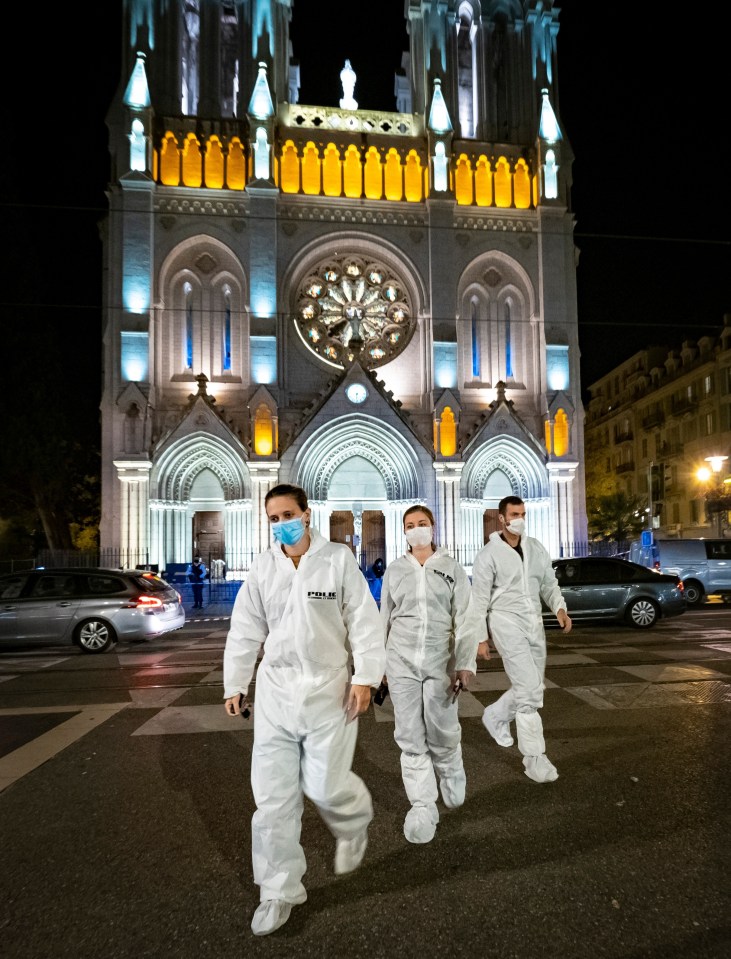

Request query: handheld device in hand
[
  {"left": 238, "top": 694, "right": 251, "bottom": 719},
  {"left": 451, "top": 679, "right": 463, "bottom": 704},
  {"left": 373, "top": 681, "right": 389, "bottom": 706}
]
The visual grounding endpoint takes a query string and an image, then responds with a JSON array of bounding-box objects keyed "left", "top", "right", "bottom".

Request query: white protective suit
[
  {"left": 380, "top": 548, "right": 480, "bottom": 823},
  {"left": 223, "top": 528, "right": 386, "bottom": 905},
  {"left": 471, "top": 531, "right": 567, "bottom": 762}
]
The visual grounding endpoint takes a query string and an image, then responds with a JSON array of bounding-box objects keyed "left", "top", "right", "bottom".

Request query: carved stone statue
[{"left": 339, "top": 59, "right": 358, "bottom": 110}]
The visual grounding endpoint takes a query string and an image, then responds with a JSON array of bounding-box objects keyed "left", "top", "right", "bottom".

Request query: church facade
[{"left": 100, "top": 0, "right": 587, "bottom": 575}]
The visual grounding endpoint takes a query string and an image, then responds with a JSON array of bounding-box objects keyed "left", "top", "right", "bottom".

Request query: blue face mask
[{"left": 271, "top": 516, "right": 307, "bottom": 547}]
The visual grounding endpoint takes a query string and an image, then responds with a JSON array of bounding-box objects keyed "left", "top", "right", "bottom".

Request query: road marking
[
  {"left": 614, "top": 663, "right": 729, "bottom": 682},
  {"left": 565, "top": 680, "right": 731, "bottom": 709},
  {"left": 0, "top": 704, "right": 128, "bottom": 793},
  {"left": 132, "top": 704, "right": 252, "bottom": 735}
]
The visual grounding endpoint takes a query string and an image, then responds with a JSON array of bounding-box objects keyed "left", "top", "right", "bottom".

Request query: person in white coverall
[
  {"left": 471, "top": 495, "right": 572, "bottom": 784},
  {"left": 223, "top": 484, "right": 386, "bottom": 937},
  {"left": 379, "top": 505, "right": 481, "bottom": 844}
]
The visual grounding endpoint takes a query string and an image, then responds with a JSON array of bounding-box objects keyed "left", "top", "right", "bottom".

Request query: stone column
[
  {"left": 433, "top": 461, "right": 464, "bottom": 555},
  {"left": 546, "top": 461, "right": 578, "bottom": 557},
  {"left": 460, "top": 497, "right": 485, "bottom": 568},
  {"left": 308, "top": 500, "right": 331, "bottom": 537},
  {"left": 248, "top": 462, "right": 281, "bottom": 553},
  {"left": 225, "top": 500, "right": 253, "bottom": 575},
  {"left": 113, "top": 460, "right": 152, "bottom": 567}
]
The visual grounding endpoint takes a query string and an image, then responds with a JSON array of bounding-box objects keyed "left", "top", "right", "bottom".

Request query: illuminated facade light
[
  {"left": 124, "top": 53, "right": 151, "bottom": 109},
  {"left": 428, "top": 78, "right": 453, "bottom": 134},
  {"left": 254, "top": 126, "right": 271, "bottom": 178},
  {"left": 124, "top": 282, "right": 149, "bottom": 315},
  {"left": 543, "top": 148, "right": 559, "bottom": 199},
  {"left": 433, "top": 141, "right": 448, "bottom": 192},
  {"left": 251, "top": 336, "right": 276, "bottom": 384},
  {"left": 434, "top": 342, "right": 457, "bottom": 388},
  {"left": 248, "top": 62, "right": 274, "bottom": 119},
  {"left": 546, "top": 345, "right": 569, "bottom": 390},
  {"left": 121, "top": 332, "right": 149, "bottom": 382},
  {"left": 538, "top": 88, "right": 561, "bottom": 142}
]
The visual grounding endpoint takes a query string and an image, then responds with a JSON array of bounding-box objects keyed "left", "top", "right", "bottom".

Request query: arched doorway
[{"left": 293, "top": 415, "right": 423, "bottom": 567}]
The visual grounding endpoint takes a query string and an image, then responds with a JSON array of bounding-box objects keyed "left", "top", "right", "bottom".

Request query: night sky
[{"left": 2, "top": 0, "right": 728, "bottom": 440}]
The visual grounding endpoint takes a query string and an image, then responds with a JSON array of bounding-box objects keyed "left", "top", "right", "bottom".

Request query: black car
[{"left": 543, "top": 557, "right": 686, "bottom": 629}]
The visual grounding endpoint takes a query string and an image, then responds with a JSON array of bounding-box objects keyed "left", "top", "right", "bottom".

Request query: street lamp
[
  {"left": 705, "top": 454, "right": 728, "bottom": 474},
  {"left": 698, "top": 455, "right": 730, "bottom": 536}
]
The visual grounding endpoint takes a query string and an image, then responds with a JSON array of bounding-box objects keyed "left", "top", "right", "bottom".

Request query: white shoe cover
[
  {"left": 404, "top": 803, "right": 439, "bottom": 844},
  {"left": 523, "top": 754, "right": 558, "bottom": 783},
  {"left": 440, "top": 770, "right": 466, "bottom": 809},
  {"left": 334, "top": 829, "right": 368, "bottom": 875},
  {"left": 482, "top": 707, "right": 514, "bottom": 747},
  {"left": 251, "top": 899, "right": 292, "bottom": 936}
]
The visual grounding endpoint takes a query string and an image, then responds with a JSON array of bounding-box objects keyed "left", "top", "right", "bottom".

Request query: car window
[
  {"left": 85, "top": 575, "right": 128, "bottom": 595},
  {"left": 555, "top": 562, "right": 580, "bottom": 585},
  {"left": 0, "top": 575, "right": 30, "bottom": 600},
  {"left": 581, "top": 561, "right": 622, "bottom": 584},
  {"left": 705, "top": 541, "right": 731, "bottom": 560},
  {"left": 132, "top": 574, "right": 169, "bottom": 593},
  {"left": 29, "top": 574, "right": 77, "bottom": 599}
]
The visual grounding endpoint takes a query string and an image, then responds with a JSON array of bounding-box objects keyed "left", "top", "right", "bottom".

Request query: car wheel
[
  {"left": 75, "top": 619, "right": 116, "bottom": 653},
  {"left": 683, "top": 580, "right": 704, "bottom": 606},
  {"left": 625, "top": 598, "right": 659, "bottom": 628}
]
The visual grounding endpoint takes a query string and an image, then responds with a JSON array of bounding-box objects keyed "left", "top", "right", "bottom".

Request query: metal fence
[{"left": 0, "top": 540, "right": 631, "bottom": 580}]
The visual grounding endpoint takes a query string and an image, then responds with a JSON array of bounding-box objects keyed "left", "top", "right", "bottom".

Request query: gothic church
[{"left": 101, "top": 0, "right": 587, "bottom": 574}]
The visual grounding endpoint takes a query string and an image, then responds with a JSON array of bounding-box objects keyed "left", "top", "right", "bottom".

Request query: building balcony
[
  {"left": 659, "top": 441, "right": 685, "bottom": 457},
  {"left": 670, "top": 397, "right": 698, "bottom": 416},
  {"left": 616, "top": 462, "right": 635, "bottom": 474},
  {"left": 642, "top": 410, "right": 665, "bottom": 428}
]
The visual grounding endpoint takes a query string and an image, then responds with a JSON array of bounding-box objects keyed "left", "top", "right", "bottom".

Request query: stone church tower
[{"left": 100, "top": 0, "right": 586, "bottom": 573}]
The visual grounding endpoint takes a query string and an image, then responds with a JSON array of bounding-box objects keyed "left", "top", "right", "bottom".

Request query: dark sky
[{"left": 3, "top": 0, "right": 728, "bottom": 432}]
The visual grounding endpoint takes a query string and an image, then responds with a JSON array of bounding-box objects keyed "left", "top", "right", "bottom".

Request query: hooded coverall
[
  {"left": 471, "top": 531, "right": 567, "bottom": 759},
  {"left": 380, "top": 548, "right": 480, "bottom": 816},
  {"left": 223, "top": 528, "right": 385, "bottom": 906}
]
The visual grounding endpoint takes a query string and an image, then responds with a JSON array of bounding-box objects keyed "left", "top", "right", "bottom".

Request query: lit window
[
  {"left": 504, "top": 302, "right": 513, "bottom": 378},
  {"left": 222, "top": 289, "right": 232, "bottom": 372},
  {"left": 554, "top": 409, "right": 569, "bottom": 456},
  {"left": 457, "top": 8, "right": 477, "bottom": 138},
  {"left": 440, "top": 407, "right": 457, "bottom": 456},
  {"left": 184, "top": 282, "right": 194, "bottom": 370},
  {"left": 471, "top": 300, "right": 480, "bottom": 378},
  {"left": 253, "top": 404, "right": 274, "bottom": 456}
]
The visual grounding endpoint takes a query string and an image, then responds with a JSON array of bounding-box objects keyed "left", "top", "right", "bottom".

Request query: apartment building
[{"left": 585, "top": 317, "right": 731, "bottom": 537}]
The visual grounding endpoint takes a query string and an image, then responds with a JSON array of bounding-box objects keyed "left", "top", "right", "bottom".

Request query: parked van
[{"left": 628, "top": 538, "right": 731, "bottom": 606}]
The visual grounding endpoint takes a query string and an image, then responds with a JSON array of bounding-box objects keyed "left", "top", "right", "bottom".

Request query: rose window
[{"left": 293, "top": 255, "right": 414, "bottom": 369}]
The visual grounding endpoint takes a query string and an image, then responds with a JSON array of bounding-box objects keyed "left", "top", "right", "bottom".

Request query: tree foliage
[
  {"left": 587, "top": 491, "right": 647, "bottom": 543},
  {"left": 1, "top": 307, "right": 100, "bottom": 556}
]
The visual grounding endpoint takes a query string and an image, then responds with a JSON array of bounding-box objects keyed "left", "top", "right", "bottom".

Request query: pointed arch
[
  {"left": 157, "top": 235, "right": 248, "bottom": 383},
  {"left": 152, "top": 433, "right": 250, "bottom": 502},
  {"left": 457, "top": 251, "right": 536, "bottom": 391},
  {"left": 464, "top": 435, "right": 548, "bottom": 501},
  {"left": 295, "top": 415, "right": 421, "bottom": 502}
]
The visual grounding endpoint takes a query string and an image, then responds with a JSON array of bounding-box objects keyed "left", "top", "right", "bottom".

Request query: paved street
[{"left": 1, "top": 609, "right": 730, "bottom": 959}]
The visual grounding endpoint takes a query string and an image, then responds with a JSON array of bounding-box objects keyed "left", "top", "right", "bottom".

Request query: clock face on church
[{"left": 294, "top": 255, "right": 414, "bottom": 370}]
